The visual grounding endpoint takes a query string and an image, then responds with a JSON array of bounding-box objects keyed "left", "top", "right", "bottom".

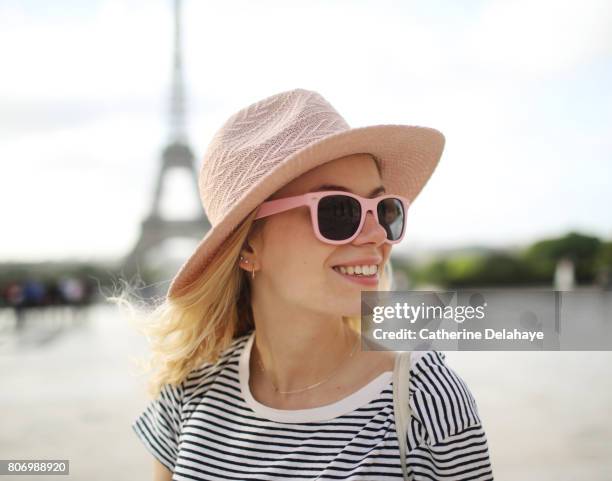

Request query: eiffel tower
[{"left": 122, "top": 0, "right": 210, "bottom": 294}]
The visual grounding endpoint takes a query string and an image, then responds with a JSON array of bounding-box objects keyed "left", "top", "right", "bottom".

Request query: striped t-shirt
[{"left": 132, "top": 330, "right": 494, "bottom": 480}]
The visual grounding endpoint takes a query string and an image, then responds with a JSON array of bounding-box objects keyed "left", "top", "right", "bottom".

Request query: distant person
[
  {"left": 58, "top": 277, "right": 86, "bottom": 304},
  {"left": 22, "top": 279, "right": 46, "bottom": 307},
  {"left": 117, "top": 89, "right": 493, "bottom": 480},
  {"left": 5, "top": 282, "right": 26, "bottom": 329}
]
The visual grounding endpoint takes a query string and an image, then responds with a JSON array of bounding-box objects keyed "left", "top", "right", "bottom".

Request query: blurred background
[{"left": 1, "top": 0, "right": 611, "bottom": 479}]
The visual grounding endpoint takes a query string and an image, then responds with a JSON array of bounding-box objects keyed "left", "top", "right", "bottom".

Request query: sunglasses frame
[{"left": 254, "top": 190, "right": 411, "bottom": 245}]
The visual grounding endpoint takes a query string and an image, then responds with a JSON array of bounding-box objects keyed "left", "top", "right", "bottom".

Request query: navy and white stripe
[{"left": 132, "top": 333, "right": 494, "bottom": 480}]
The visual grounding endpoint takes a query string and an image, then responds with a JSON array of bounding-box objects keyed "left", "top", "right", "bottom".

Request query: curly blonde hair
[{"left": 107, "top": 155, "right": 395, "bottom": 398}]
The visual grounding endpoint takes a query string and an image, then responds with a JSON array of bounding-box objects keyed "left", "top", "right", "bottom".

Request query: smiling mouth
[{"left": 331, "top": 265, "right": 379, "bottom": 277}]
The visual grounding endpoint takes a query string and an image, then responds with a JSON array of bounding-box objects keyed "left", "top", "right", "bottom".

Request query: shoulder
[
  {"left": 408, "top": 350, "right": 484, "bottom": 445},
  {"left": 405, "top": 351, "right": 494, "bottom": 479},
  {"left": 181, "top": 332, "right": 251, "bottom": 404}
]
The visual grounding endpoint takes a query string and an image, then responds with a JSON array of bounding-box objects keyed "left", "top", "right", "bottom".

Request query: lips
[{"left": 331, "top": 265, "right": 380, "bottom": 286}]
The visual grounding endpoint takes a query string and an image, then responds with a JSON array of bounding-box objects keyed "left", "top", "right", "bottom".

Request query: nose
[{"left": 354, "top": 209, "right": 387, "bottom": 245}]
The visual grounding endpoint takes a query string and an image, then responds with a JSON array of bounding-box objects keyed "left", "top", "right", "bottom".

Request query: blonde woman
[{"left": 117, "top": 89, "right": 494, "bottom": 480}]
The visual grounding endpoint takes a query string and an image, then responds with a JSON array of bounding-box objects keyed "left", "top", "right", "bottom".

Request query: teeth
[{"left": 333, "top": 264, "right": 378, "bottom": 276}]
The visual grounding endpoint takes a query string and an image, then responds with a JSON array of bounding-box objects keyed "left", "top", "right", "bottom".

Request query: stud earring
[{"left": 239, "top": 256, "right": 255, "bottom": 279}]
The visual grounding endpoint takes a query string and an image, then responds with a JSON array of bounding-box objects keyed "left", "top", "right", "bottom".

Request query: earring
[{"left": 239, "top": 256, "right": 256, "bottom": 279}]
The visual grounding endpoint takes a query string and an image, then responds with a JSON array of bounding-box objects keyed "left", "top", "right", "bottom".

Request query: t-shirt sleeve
[
  {"left": 132, "top": 381, "right": 185, "bottom": 473},
  {"left": 406, "top": 351, "right": 495, "bottom": 480}
]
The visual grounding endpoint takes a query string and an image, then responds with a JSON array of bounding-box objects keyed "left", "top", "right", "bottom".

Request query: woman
[{"left": 119, "top": 88, "right": 494, "bottom": 480}]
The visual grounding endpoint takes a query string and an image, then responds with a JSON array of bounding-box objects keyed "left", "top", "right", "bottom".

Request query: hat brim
[{"left": 167, "top": 124, "right": 445, "bottom": 298}]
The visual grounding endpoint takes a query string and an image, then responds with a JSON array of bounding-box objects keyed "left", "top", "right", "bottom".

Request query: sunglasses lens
[
  {"left": 377, "top": 198, "right": 405, "bottom": 241},
  {"left": 317, "top": 195, "right": 361, "bottom": 241}
]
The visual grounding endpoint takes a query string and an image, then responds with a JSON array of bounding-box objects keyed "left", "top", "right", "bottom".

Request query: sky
[{"left": 1, "top": 0, "right": 611, "bottom": 265}]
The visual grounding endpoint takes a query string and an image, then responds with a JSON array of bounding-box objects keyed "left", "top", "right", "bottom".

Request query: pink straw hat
[{"left": 166, "top": 88, "right": 445, "bottom": 299}]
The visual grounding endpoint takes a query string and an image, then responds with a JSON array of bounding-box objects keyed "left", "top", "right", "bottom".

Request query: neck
[{"left": 250, "top": 314, "right": 359, "bottom": 399}]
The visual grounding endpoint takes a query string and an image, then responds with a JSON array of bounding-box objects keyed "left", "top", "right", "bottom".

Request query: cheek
[
  {"left": 263, "top": 217, "right": 334, "bottom": 286},
  {"left": 383, "top": 245, "right": 392, "bottom": 263},
  {"left": 264, "top": 212, "right": 316, "bottom": 254}
]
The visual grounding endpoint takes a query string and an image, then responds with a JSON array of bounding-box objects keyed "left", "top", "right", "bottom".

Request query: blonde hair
[{"left": 107, "top": 155, "right": 394, "bottom": 398}]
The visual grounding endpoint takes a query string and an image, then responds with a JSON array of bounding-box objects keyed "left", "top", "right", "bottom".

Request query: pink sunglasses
[{"left": 254, "top": 190, "right": 411, "bottom": 245}]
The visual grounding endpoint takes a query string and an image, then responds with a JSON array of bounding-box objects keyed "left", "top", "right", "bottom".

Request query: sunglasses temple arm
[{"left": 254, "top": 194, "right": 309, "bottom": 219}]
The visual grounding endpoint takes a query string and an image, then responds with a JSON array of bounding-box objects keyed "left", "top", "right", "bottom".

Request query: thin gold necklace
[{"left": 254, "top": 333, "right": 360, "bottom": 394}]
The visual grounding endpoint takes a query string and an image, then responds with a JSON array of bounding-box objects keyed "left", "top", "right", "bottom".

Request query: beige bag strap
[{"left": 393, "top": 351, "right": 412, "bottom": 481}]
